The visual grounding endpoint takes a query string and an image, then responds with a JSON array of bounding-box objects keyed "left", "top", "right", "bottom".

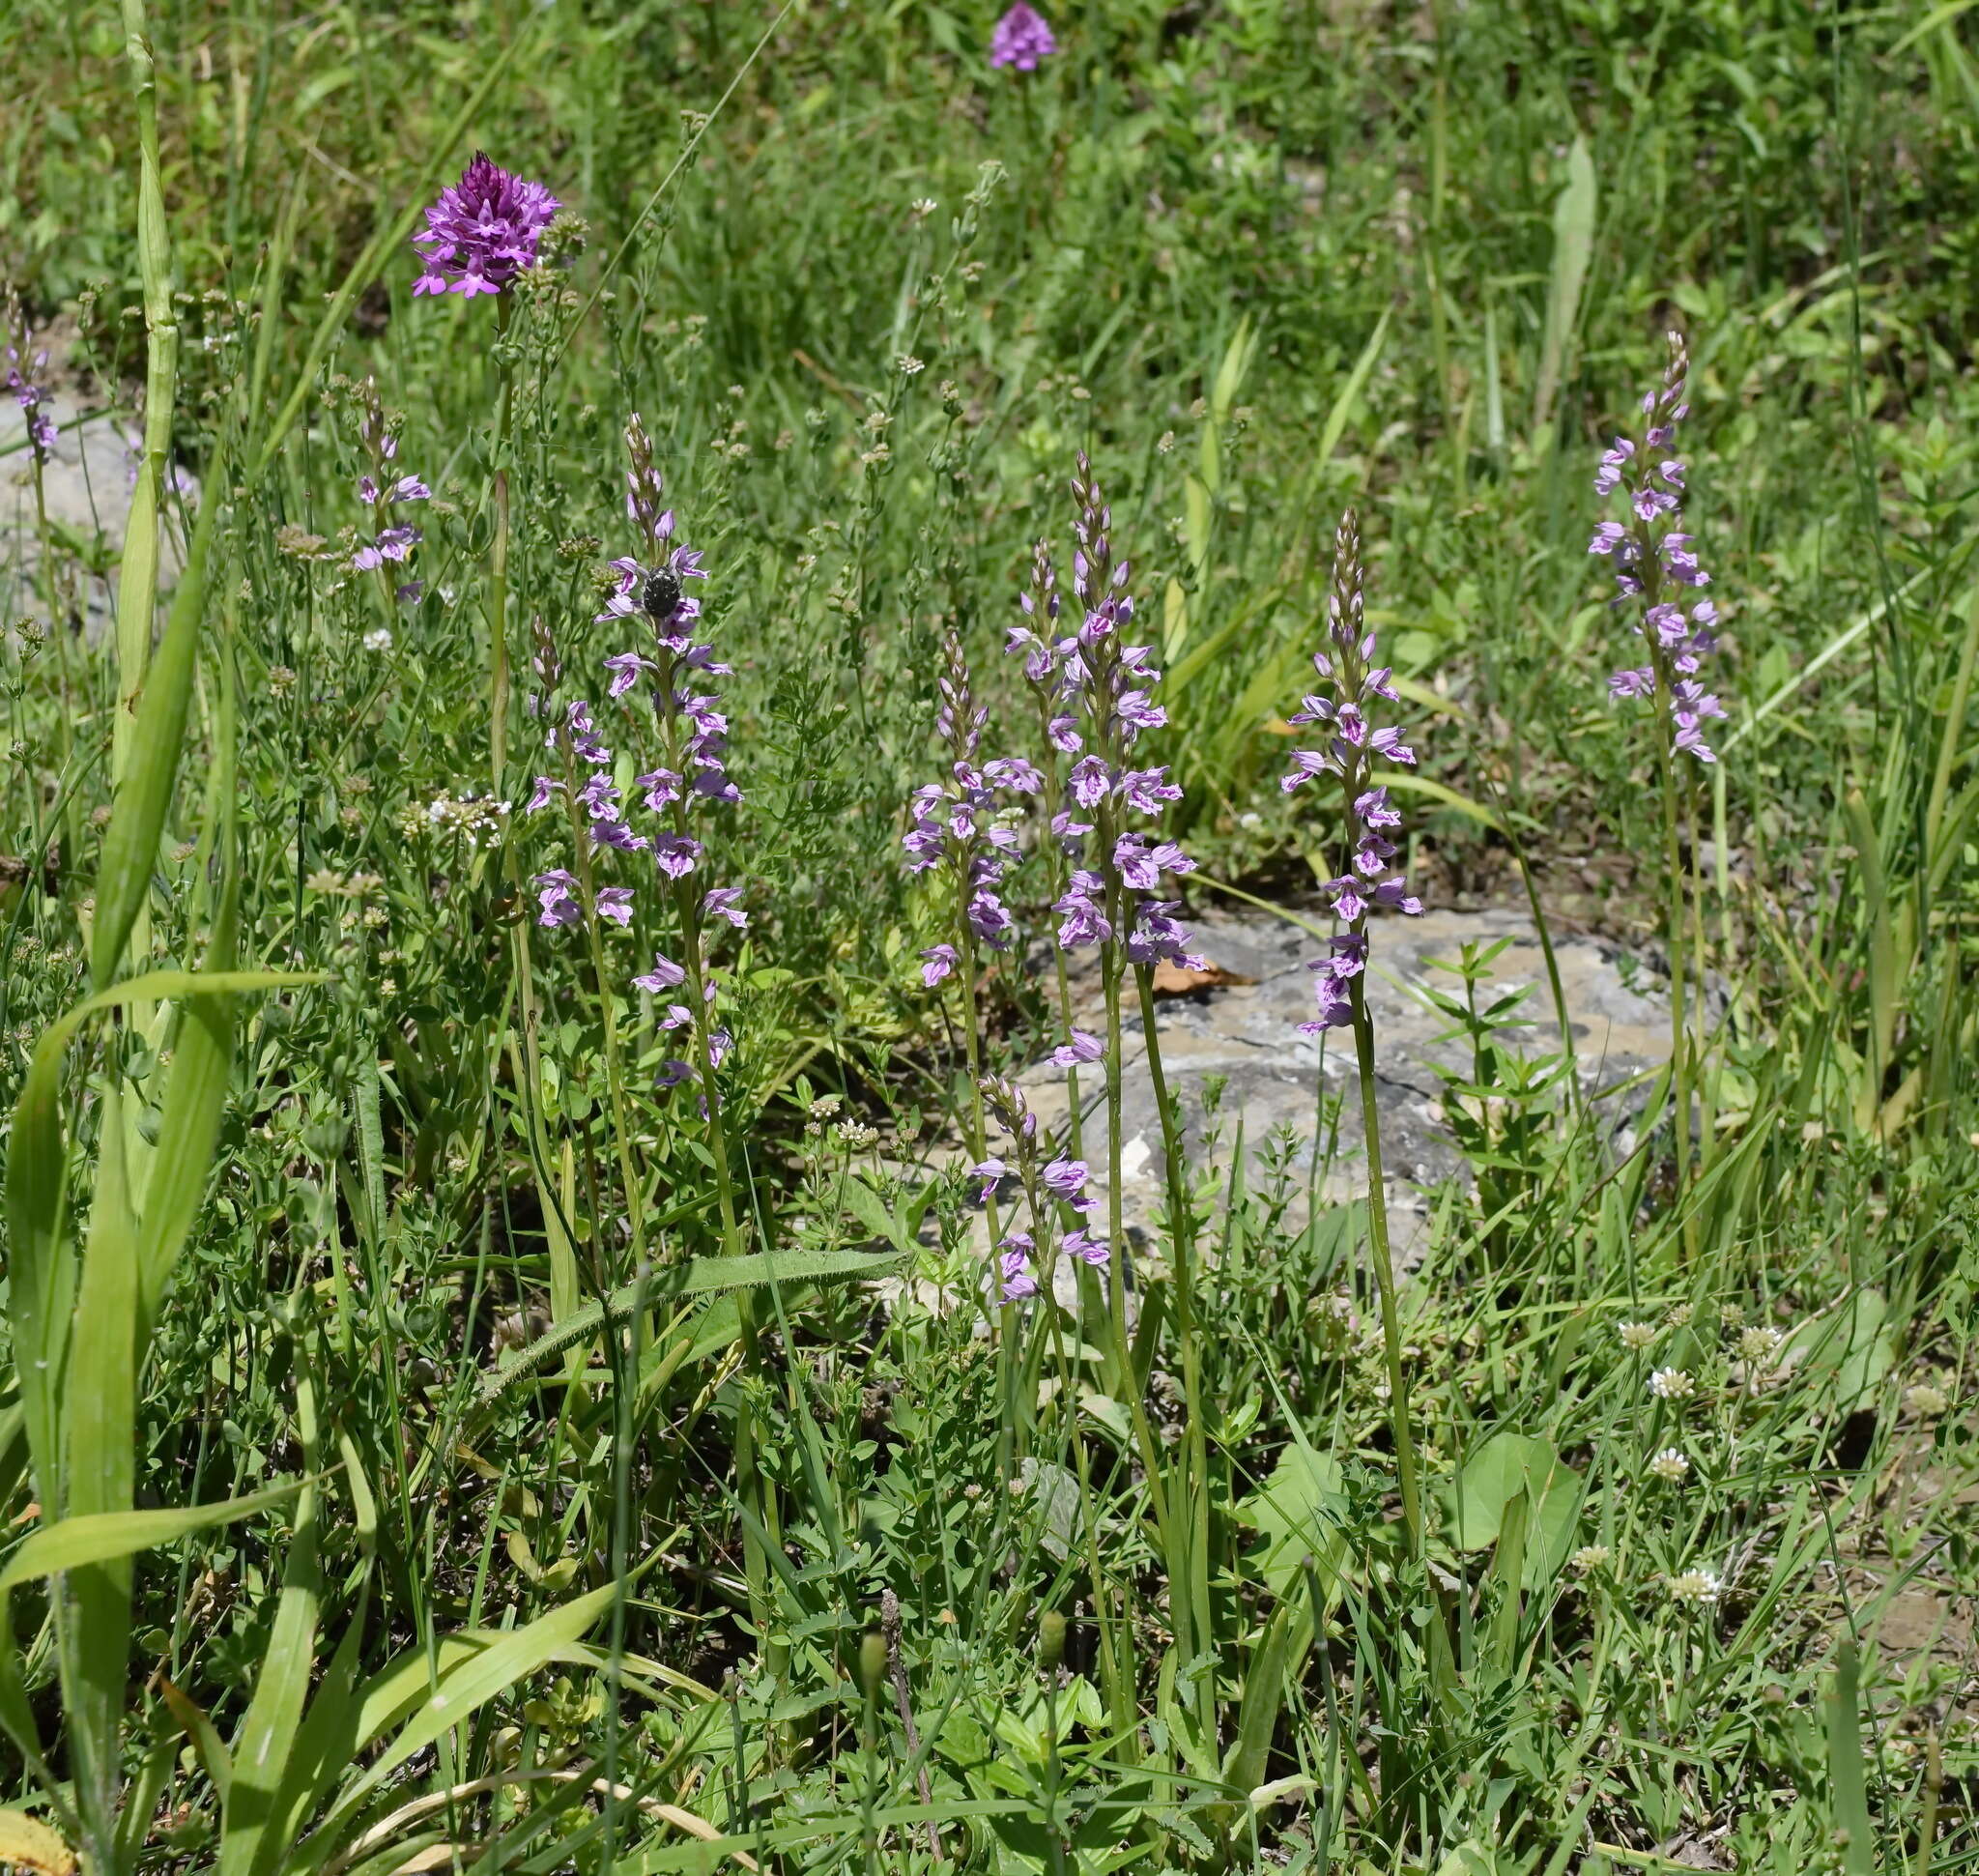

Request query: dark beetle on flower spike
[{"left": 641, "top": 566, "right": 683, "bottom": 621}]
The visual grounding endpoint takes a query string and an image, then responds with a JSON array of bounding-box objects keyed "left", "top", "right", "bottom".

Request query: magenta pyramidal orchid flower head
[
  {"left": 990, "top": 3, "right": 1057, "bottom": 69},
  {"left": 412, "top": 153, "right": 560, "bottom": 298}
]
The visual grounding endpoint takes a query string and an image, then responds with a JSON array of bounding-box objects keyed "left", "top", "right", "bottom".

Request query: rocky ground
[
  {"left": 2, "top": 391, "right": 190, "bottom": 642},
  {"left": 887, "top": 902, "right": 1677, "bottom": 1313},
  {"left": 1020, "top": 903, "right": 1672, "bottom": 1255}
]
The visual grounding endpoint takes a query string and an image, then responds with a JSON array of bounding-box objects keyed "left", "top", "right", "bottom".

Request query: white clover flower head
[
  {"left": 1904, "top": 1382, "right": 1951, "bottom": 1420},
  {"left": 1649, "top": 1447, "right": 1691, "bottom": 1483},
  {"left": 1665, "top": 1567, "right": 1721, "bottom": 1606},
  {"left": 1618, "top": 1320, "right": 1659, "bottom": 1351},
  {"left": 1738, "top": 1325, "right": 1785, "bottom": 1366},
  {"left": 1569, "top": 1544, "right": 1612, "bottom": 1574},
  {"left": 1664, "top": 1302, "right": 1694, "bottom": 1327},
  {"left": 1649, "top": 1366, "right": 1695, "bottom": 1400}
]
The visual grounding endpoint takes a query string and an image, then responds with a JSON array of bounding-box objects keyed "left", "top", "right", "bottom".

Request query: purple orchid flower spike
[
  {"left": 412, "top": 153, "right": 560, "bottom": 298},
  {"left": 4, "top": 291, "right": 58, "bottom": 464},
  {"left": 990, "top": 2, "right": 1057, "bottom": 70},
  {"left": 1283, "top": 511, "right": 1423, "bottom": 1035},
  {"left": 1590, "top": 332, "right": 1725, "bottom": 763}
]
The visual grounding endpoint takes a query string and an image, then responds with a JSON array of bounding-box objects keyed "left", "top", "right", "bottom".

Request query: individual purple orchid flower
[
  {"left": 1589, "top": 332, "right": 1725, "bottom": 763},
  {"left": 1050, "top": 1028, "right": 1104, "bottom": 1067},
  {"left": 966, "top": 1159, "right": 1007, "bottom": 1207},
  {"left": 534, "top": 869, "right": 581, "bottom": 928},
  {"left": 633, "top": 951, "right": 687, "bottom": 994},
  {"left": 412, "top": 152, "right": 560, "bottom": 298},
  {"left": 998, "top": 1234, "right": 1041, "bottom": 1302}
]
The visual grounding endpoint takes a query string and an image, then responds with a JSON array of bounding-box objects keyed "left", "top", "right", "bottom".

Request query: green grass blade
[
  {"left": 61, "top": 1099, "right": 140, "bottom": 1858},
  {"left": 222, "top": 1373, "right": 324, "bottom": 1876},
  {"left": 300, "top": 1583, "right": 623, "bottom": 1865},
  {"left": 1533, "top": 135, "right": 1596, "bottom": 430},
  {"left": 0, "top": 1484, "right": 304, "bottom": 1599},
  {"left": 1823, "top": 1643, "right": 1876, "bottom": 1876},
  {"left": 91, "top": 465, "right": 225, "bottom": 991}
]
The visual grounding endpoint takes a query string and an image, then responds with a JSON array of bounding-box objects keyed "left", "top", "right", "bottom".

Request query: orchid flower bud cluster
[
  {"left": 903, "top": 630, "right": 1039, "bottom": 986},
  {"left": 527, "top": 417, "right": 743, "bottom": 1091},
  {"left": 970, "top": 1075, "right": 1109, "bottom": 1304},
  {"left": 1589, "top": 332, "right": 1725, "bottom": 763},
  {"left": 1282, "top": 511, "right": 1422, "bottom": 1033},
  {"left": 3, "top": 292, "right": 56, "bottom": 465},
  {"left": 1009, "top": 456, "right": 1200, "bottom": 971},
  {"left": 350, "top": 377, "right": 429, "bottom": 602}
]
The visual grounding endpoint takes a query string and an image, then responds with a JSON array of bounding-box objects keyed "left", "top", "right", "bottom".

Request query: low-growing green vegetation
[{"left": 0, "top": 1, "right": 1974, "bottom": 1871}]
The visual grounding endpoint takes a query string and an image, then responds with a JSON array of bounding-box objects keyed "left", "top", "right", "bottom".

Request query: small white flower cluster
[
  {"left": 1664, "top": 1568, "right": 1721, "bottom": 1606},
  {"left": 1649, "top": 1366, "right": 1696, "bottom": 1400},
  {"left": 424, "top": 791, "right": 512, "bottom": 849},
  {"left": 1649, "top": 1447, "right": 1691, "bottom": 1483},
  {"left": 1737, "top": 1324, "right": 1785, "bottom": 1367}
]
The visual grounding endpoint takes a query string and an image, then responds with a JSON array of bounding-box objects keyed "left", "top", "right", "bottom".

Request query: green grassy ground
[{"left": 0, "top": 1, "right": 1975, "bottom": 1871}]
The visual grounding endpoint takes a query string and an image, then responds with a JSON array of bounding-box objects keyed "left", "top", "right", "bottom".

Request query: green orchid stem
[
  {"left": 1134, "top": 963, "right": 1214, "bottom": 1740},
  {"left": 1346, "top": 962, "right": 1424, "bottom": 1560},
  {"left": 489, "top": 293, "right": 515, "bottom": 795}
]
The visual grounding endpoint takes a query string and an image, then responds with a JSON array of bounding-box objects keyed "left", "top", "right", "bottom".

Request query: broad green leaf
[
  {"left": 1784, "top": 1288, "right": 1893, "bottom": 1414},
  {"left": 1444, "top": 1433, "right": 1583, "bottom": 1590},
  {"left": 61, "top": 1097, "right": 140, "bottom": 1845},
  {"left": 158, "top": 1677, "right": 232, "bottom": 1803},
  {"left": 1221, "top": 1598, "right": 1295, "bottom": 1803},
  {"left": 301, "top": 1583, "right": 621, "bottom": 1860},
  {"left": 1236, "top": 1445, "right": 1345, "bottom": 1599},
  {"left": 837, "top": 1176, "right": 923, "bottom": 1255},
  {"left": 1308, "top": 306, "right": 1390, "bottom": 482},
  {"left": 5, "top": 968, "right": 318, "bottom": 1504}
]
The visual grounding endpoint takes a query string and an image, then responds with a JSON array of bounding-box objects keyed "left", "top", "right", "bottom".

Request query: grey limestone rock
[{"left": 2, "top": 392, "right": 192, "bottom": 642}]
